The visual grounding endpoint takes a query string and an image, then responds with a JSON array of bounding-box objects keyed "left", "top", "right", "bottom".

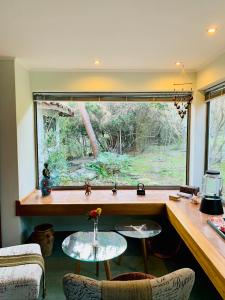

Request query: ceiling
[{"left": 0, "top": 0, "right": 225, "bottom": 71}]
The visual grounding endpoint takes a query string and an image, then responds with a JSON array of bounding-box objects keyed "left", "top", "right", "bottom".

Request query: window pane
[
  {"left": 208, "top": 96, "right": 225, "bottom": 185},
  {"left": 36, "top": 101, "right": 187, "bottom": 186}
]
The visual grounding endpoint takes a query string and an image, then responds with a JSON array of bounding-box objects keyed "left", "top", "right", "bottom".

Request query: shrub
[{"left": 87, "top": 152, "right": 131, "bottom": 178}]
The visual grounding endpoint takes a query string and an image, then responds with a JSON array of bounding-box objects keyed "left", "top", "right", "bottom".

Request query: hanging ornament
[
  {"left": 173, "top": 63, "right": 193, "bottom": 119},
  {"left": 172, "top": 85, "right": 193, "bottom": 119}
]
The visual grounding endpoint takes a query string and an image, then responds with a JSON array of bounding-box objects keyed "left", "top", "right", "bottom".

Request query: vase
[
  {"left": 41, "top": 176, "right": 52, "bottom": 197},
  {"left": 93, "top": 218, "right": 99, "bottom": 247}
]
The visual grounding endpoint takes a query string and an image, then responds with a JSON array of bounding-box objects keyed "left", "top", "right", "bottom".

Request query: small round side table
[
  {"left": 115, "top": 219, "right": 162, "bottom": 273},
  {"left": 62, "top": 231, "right": 127, "bottom": 280}
]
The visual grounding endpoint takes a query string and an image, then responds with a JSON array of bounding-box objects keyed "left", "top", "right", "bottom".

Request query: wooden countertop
[
  {"left": 18, "top": 189, "right": 173, "bottom": 205},
  {"left": 16, "top": 189, "right": 225, "bottom": 298},
  {"left": 166, "top": 200, "right": 225, "bottom": 299},
  {"left": 16, "top": 190, "right": 172, "bottom": 216}
]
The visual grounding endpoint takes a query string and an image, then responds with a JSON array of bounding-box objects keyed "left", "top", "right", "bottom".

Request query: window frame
[
  {"left": 205, "top": 101, "right": 210, "bottom": 173},
  {"left": 34, "top": 92, "right": 191, "bottom": 190}
]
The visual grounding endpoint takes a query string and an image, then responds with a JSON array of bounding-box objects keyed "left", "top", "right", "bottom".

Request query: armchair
[
  {"left": 63, "top": 268, "right": 195, "bottom": 300},
  {"left": 0, "top": 243, "right": 44, "bottom": 300}
]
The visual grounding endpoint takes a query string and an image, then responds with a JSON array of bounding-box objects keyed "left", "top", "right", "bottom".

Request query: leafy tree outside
[{"left": 36, "top": 101, "right": 187, "bottom": 186}]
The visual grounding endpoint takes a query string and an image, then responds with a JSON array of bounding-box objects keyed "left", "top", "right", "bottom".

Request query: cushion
[
  {"left": 0, "top": 244, "right": 43, "bottom": 300},
  {"left": 102, "top": 279, "right": 152, "bottom": 300},
  {"left": 150, "top": 268, "right": 195, "bottom": 300},
  {"left": 63, "top": 273, "right": 101, "bottom": 300}
]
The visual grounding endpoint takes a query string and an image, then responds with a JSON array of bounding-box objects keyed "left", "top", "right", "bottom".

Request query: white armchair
[{"left": 0, "top": 243, "right": 43, "bottom": 300}]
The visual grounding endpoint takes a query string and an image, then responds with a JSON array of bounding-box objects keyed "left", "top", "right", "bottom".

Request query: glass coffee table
[
  {"left": 115, "top": 219, "right": 162, "bottom": 273},
  {"left": 62, "top": 231, "right": 127, "bottom": 280}
]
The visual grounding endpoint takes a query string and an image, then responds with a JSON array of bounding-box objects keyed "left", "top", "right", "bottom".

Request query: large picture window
[
  {"left": 35, "top": 95, "right": 189, "bottom": 187},
  {"left": 207, "top": 95, "right": 225, "bottom": 185}
]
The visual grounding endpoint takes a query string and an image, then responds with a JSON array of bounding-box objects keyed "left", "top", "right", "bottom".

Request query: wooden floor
[{"left": 16, "top": 189, "right": 225, "bottom": 299}]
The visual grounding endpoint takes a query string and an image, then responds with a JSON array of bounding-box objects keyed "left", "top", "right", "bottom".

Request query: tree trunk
[
  {"left": 119, "top": 129, "right": 122, "bottom": 154},
  {"left": 77, "top": 102, "right": 99, "bottom": 158},
  {"left": 39, "top": 101, "right": 99, "bottom": 158}
]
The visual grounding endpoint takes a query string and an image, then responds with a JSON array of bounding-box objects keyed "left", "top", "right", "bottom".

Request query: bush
[
  {"left": 87, "top": 152, "right": 131, "bottom": 178},
  {"left": 47, "top": 150, "right": 70, "bottom": 185}
]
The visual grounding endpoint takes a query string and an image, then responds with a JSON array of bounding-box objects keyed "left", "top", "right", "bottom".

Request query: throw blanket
[
  {"left": 0, "top": 253, "right": 45, "bottom": 299},
  {"left": 101, "top": 279, "right": 152, "bottom": 300}
]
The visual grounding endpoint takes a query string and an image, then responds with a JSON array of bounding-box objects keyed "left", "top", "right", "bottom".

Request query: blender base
[{"left": 200, "top": 197, "right": 224, "bottom": 215}]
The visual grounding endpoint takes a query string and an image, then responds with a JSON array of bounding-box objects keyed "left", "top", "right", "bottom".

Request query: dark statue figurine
[
  {"left": 41, "top": 163, "right": 52, "bottom": 197},
  {"left": 84, "top": 181, "right": 92, "bottom": 196},
  {"left": 43, "top": 162, "right": 50, "bottom": 178}
]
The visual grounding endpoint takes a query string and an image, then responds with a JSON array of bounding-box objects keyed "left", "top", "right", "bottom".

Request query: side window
[{"left": 207, "top": 95, "right": 225, "bottom": 186}]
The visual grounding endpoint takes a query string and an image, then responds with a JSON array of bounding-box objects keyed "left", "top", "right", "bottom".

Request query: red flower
[
  {"left": 89, "top": 210, "right": 98, "bottom": 218},
  {"left": 88, "top": 208, "right": 102, "bottom": 220}
]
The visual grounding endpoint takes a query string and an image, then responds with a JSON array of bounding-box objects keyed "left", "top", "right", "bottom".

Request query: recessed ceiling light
[
  {"left": 207, "top": 27, "right": 216, "bottom": 34},
  {"left": 175, "top": 61, "right": 182, "bottom": 66},
  {"left": 94, "top": 59, "right": 100, "bottom": 65}
]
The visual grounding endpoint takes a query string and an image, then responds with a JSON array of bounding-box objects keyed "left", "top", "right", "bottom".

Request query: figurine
[
  {"left": 191, "top": 192, "right": 201, "bottom": 205},
  {"left": 41, "top": 163, "right": 52, "bottom": 197},
  {"left": 85, "top": 181, "right": 92, "bottom": 196},
  {"left": 112, "top": 182, "right": 117, "bottom": 195},
  {"left": 43, "top": 162, "right": 50, "bottom": 178}
]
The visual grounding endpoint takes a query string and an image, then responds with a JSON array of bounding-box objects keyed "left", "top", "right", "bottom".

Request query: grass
[
  {"left": 58, "top": 145, "right": 186, "bottom": 186},
  {"left": 128, "top": 146, "right": 186, "bottom": 185}
]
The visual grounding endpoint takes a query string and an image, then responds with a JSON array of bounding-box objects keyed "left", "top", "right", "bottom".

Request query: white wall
[
  {"left": 197, "top": 52, "right": 225, "bottom": 90},
  {"left": 0, "top": 59, "right": 22, "bottom": 246},
  {"left": 31, "top": 70, "right": 196, "bottom": 92},
  {"left": 15, "top": 60, "right": 36, "bottom": 199},
  {"left": 0, "top": 59, "right": 36, "bottom": 246}
]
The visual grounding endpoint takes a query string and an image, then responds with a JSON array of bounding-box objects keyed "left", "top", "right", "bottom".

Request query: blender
[{"left": 200, "top": 170, "right": 224, "bottom": 215}]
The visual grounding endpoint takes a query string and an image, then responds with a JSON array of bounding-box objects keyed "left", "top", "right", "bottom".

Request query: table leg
[
  {"left": 96, "top": 262, "right": 99, "bottom": 276},
  {"left": 141, "top": 238, "right": 148, "bottom": 273},
  {"left": 116, "top": 255, "right": 122, "bottom": 265},
  {"left": 75, "top": 261, "right": 81, "bottom": 274},
  {"left": 104, "top": 260, "right": 112, "bottom": 280}
]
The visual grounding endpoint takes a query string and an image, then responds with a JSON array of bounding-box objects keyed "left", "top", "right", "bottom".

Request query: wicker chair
[
  {"left": 63, "top": 268, "right": 195, "bottom": 300},
  {"left": 0, "top": 244, "right": 43, "bottom": 300}
]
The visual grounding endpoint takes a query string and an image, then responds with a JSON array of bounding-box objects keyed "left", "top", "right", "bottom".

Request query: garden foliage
[{"left": 37, "top": 101, "right": 187, "bottom": 186}]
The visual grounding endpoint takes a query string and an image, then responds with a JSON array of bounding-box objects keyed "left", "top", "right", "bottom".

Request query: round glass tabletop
[
  {"left": 62, "top": 231, "right": 127, "bottom": 262},
  {"left": 115, "top": 219, "right": 162, "bottom": 239}
]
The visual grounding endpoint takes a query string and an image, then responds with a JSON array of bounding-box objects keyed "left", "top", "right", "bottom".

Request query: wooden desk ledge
[
  {"left": 16, "top": 189, "right": 225, "bottom": 299},
  {"left": 16, "top": 189, "right": 174, "bottom": 216}
]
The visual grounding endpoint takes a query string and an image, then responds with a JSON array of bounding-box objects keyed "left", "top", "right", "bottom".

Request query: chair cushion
[
  {"left": 63, "top": 273, "right": 101, "bottom": 300},
  {"left": 0, "top": 244, "right": 43, "bottom": 300},
  {"left": 150, "top": 268, "right": 195, "bottom": 300},
  {"left": 102, "top": 279, "right": 152, "bottom": 300}
]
